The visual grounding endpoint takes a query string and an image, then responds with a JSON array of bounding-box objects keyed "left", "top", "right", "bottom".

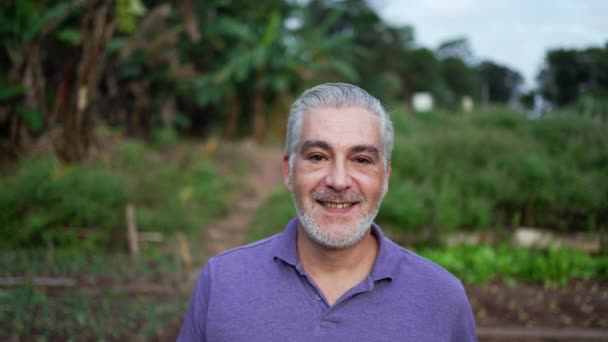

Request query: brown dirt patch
[{"left": 468, "top": 279, "right": 608, "bottom": 341}]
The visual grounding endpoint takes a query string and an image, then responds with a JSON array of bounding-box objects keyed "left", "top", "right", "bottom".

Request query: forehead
[{"left": 300, "top": 106, "right": 382, "bottom": 148}]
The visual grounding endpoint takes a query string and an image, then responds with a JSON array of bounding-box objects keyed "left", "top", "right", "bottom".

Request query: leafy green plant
[
  {"left": 417, "top": 244, "right": 607, "bottom": 286},
  {"left": 0, "top": 156, "right": 128, "bottom": 251}
]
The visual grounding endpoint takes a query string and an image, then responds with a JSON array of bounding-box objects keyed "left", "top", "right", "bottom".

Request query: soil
[{"left": 468, "top": 279, "right": 608, "bottom": 341}]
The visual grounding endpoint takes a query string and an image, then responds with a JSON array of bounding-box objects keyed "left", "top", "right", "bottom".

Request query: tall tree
[
  {"left": 440, "top": 57, "right": 477, "bottom": 107},
  {"left": 0, "top": 0, "right": 115, "bottom": 162},
  {"left": 477, "top": 60, "right": 523, "bottom": 104},
  {"left": 436, "top": 37, "right": 474, "bottom": 64},
  {"left": 538, "top": 46, "right": 608, "bottom": 107}
]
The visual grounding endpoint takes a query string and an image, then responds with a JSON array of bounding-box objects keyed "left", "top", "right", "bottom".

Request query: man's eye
[
  {"left": 354, "top": 157, "right": 372, "bottom": 164},
  {"left": 308, "top": 154, "right": 325, "bottom": 162}
]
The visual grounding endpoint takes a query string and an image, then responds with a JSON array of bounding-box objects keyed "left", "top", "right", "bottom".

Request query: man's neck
[
  {"left": 296, "top": 225, "right": 379, "bottom": 305},
  {"left": 297, "top": 226, "right": 378, "bottom": 272}
]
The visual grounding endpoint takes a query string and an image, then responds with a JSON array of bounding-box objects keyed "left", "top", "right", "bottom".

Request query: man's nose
[{"left": 325, "top": 160, "right": 352, "bottom": 191}]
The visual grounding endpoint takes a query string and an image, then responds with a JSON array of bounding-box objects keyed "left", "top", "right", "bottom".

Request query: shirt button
[{"left": 315, "top": 294, "right": 322, "bottom": 301}]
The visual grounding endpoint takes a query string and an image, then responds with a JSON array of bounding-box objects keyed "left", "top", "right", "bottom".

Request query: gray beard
[{"left": 294, "top": 197, "right": 380, "bottom": 249}]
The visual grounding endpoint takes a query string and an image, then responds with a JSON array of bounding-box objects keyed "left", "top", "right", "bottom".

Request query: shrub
[
  {"left": 0, "top": 141, "right": 235, "bottom": 252},
  {"left": 380, "top": 180, "right": 428, "bottom": 230},
  {"left": 379, "top": 107, "right": 608, "bottom": 235},
  {"left": 0, "top": 157, "right": 128, "bottom": 251}
]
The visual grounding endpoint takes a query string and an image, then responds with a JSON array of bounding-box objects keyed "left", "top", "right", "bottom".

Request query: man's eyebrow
[
  {"left": 349, "top": 145, "right": 380, "bottom": 158},
  {"left": 300, "top": 140, "right": 332, "bottom": 154}
]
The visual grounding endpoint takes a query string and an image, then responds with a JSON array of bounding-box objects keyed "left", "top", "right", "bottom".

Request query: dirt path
[{"left": 204, "top": 142, "right": 284, "bottom": 256}]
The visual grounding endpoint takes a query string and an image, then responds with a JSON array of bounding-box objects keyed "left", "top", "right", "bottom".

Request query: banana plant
[
  {"left": 186, "top": 2, "right": 361, "bottom": 142},
  {"left": 0, "top": 0, "right": 78, "bottom": 156}
]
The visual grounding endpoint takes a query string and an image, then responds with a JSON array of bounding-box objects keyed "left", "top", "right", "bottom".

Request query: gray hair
[{"left": 285, "top": 83, "right": 394, "bottom": 169}]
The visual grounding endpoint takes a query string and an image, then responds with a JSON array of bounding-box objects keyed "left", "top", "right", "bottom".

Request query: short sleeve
[
  {"left": 178, "top": 262, "right": 213, "bottom": 341},
  {"left": 451, "top": 282, "right": 478, "bottom": 342}
]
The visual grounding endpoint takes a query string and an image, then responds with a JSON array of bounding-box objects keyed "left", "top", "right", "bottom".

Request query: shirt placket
[{"left": 294, "top": 263, "right": 330, "bottom": 311}]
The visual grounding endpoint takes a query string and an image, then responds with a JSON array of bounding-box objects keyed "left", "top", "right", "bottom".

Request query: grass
[
  {"left": 1, "top": 285, "right": 187, "bottom": 340},
  {"left": 0, "top": 248, "right": 192, "bottom": 340}
]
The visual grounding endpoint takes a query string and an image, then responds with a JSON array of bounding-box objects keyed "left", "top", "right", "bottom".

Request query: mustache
[{"left": 311, "top": 189, "right": 365, "bottom": 203}]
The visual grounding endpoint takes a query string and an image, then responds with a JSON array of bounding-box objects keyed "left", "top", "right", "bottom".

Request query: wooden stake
[
  {"left": 177, "top": 232, "right": 193, "bottom": 283},
  {"left": 126, "top": 203, "right": 139, "bottom": 257}
]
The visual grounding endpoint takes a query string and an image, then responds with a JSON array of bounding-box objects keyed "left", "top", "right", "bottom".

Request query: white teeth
[{"left": 324, "top": 202, "right": 353, "bottom": 208}]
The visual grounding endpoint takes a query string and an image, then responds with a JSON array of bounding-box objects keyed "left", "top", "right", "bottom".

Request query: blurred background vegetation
[{"left": 1, "top": 0, "right": 607, "bottom": 339}]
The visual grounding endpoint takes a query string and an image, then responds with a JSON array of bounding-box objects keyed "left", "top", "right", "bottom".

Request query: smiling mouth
[{"left": 318, "top": 201, "right": 356, "bottom": 209}]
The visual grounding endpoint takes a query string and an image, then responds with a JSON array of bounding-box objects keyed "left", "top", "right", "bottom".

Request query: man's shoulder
[
  {"left": 205, "top": 232, "right": 283, "bottom": 269},
  {"left": 383, "top": 237, "right": 465, "bottom": 292}
]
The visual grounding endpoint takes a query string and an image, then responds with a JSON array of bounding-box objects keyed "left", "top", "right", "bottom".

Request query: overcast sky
[{"left": 371, "top": 0, "right": 608, "bottom": 88}]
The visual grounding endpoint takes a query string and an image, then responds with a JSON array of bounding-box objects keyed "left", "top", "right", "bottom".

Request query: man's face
[{"left": 283, "top": 106, "right": 391, "bottom": 249}]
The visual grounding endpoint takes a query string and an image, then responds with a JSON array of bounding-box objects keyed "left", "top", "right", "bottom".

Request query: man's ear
[
  {"left": 382, "top": 162, "right": 391, "bottom": 197},
  {"left": 282, "top": 155, "right": 293, "bottom": 192}
]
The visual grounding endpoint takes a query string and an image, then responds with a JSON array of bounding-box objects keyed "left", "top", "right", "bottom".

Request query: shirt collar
[
  {"left": 273, "top": 217, "right": 300, "bottom": 267},
  {"left": 273, "top": 217, "right": 397, "bottom": 282},
  {"left": 368, "top": 221, "right": 398, "bottom": 282}
]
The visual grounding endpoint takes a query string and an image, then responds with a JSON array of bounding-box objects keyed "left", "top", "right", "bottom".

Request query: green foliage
[
  {"left": 110, "top": 140, "right": 235, "bottom": 236},
  {"left": 0, "top": 250, "right": 188, "bottom": 340},
  {"left": 0, "top": 77, "right": 24, "bottom": 102},
  {"left": 0, "top": 248, "right": 184, "bottom": 282},
  {"left": 0, "top": 1, "right": 73, "bottom": 46},
  {"left": 151, "top": 127, "right": 180, "bottom": 148},
  {"left": 381, "top": 180, "right": 428, "bottom": 230},
  {"left": 0, "top": 286, "right": 186, "bottom": 340},
  {"left": 418, "top": 244, "right": 607, "bottom": 287},
  {"left": 539, "top": 46, "right": 608, "bottom": 108},
  {"left": 0, "top": 156, "right": 128, "bottom": 251},
  {"left": 115, "top": 0, "right": 146, "bottom": 34},
  {"left": 440, "top": 56, "right": 477, "bottom": 107},
  {"left": 17, "top": 106, "right": 44, "bottom": 133},
  {"left": 0, "top": 140, "right": 236, "bottom": 252},
  {"left": 379, "top": 107, "right": 608, "bottom": 235},
  {"left": 249, "top": 187, "right": 296, "bottom": 241},
  {"left": 477, "top": 60, "right": 523, "bottom": 103}
]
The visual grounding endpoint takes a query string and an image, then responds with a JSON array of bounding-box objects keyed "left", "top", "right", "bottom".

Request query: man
[{"left": 179, "top": 83, "right": 477, "bottom": 341}]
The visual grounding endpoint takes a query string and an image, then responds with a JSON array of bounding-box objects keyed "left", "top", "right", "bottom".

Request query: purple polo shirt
[{"left": 178, "top": 218, "right": 477, "bottom": 341}]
